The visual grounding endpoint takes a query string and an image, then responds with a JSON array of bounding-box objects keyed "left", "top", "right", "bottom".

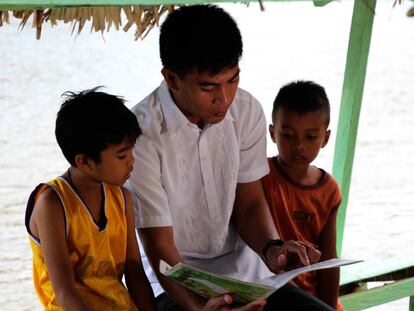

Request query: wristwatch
[{"left": 261, "top": 239, "right": 285, "bottom": 261}]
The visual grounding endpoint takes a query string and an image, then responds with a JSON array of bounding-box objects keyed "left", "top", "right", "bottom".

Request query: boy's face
[
  {"left": 269, "top": 108, "right": 330, "bottom": 170},
  {"left": 88, "top": 138, "right": 135, "bottom": 186},
  {"left": 162, "top": 65, "right": 240, "bottom": 126}
]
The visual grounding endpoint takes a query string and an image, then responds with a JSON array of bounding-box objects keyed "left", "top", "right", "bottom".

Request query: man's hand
[
  {"left": 265, "top": 240, "right": 321, "bottom": 273},
  {"left": 201, "top": 295, "right": 266, "bottom": 311},
  {"left": 297, "top": 241, "right": 321, "bottom": 263}
]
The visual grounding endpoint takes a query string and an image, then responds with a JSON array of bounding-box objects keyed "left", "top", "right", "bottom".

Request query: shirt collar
[{"left": 159, "top": 80, "right": 234, "bottom": 134}]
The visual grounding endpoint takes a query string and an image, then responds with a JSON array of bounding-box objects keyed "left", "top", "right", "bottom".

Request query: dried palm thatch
[
  {"left": 0, "top": 5, "right": 176, "bottom": 40},
  {"left": 392, "top": 0, "right": 414, "bottom": 17}
]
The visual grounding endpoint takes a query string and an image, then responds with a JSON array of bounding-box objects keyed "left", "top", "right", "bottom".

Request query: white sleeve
[
  {"left": 125, "top": 133, "right": 172, "bottom": 228},
  {"left": 237, "top": 94, "right": 269, "bottom": 183}
]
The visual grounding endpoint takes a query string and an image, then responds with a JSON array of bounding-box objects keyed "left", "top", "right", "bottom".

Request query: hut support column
[{"left": 333, "top": 0, "right": 377, "bottom": 256}]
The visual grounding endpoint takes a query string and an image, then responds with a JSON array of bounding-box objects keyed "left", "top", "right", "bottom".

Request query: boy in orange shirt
[
  {"left": 262, "top": 80, "right": 343, "bottom": 310},
  {"left": 25, "top": 88, "right": 156, "bottom": 310}
]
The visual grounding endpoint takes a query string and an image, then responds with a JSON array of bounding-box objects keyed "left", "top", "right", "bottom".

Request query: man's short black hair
[
  {"left": 272, "top": 80, "right": 331, "bottom": 126},
  {"left": 159, "top": 4, "right": 243, "bottom": 77},
  {"left": 55, "top": 87, "right": 141, "bottom": 166}
]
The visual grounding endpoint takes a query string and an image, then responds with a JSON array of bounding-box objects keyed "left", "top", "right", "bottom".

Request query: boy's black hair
[
  {"left": 55, "top": 87, "right": 141, "bottom": 166},
  {"left": 159, "top": 4, "right": 243, "bottom": 77},
  {"left": 272, "top": 80, "right": 331, "bottom": 126}
]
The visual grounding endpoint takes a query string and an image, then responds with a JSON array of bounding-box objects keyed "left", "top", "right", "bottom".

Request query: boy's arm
[
  {"left": 34, "top": 188, "right": 93, "bottom": 311},
  {"left": 316, "top": 208, "right": 340, "bottom": 309},
  {"left": 122, "top": 189, "right": 157, "bottom": 311}
]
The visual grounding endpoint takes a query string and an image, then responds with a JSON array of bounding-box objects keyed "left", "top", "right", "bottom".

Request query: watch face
[{"left": 262, "top": 239, "right": 285, "bottom": 260}]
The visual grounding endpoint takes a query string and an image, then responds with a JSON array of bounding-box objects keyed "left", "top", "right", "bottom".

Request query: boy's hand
[
  {"left": 202, "top": 295, "right": 266, "bottom": 311},
  {"left": 265, "top": 240, "right": 321, "bottom": 273}
]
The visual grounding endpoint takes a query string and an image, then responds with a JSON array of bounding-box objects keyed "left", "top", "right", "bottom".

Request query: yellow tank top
[{"left": 26, "top": 177, "right": 138, "bottom": 311}]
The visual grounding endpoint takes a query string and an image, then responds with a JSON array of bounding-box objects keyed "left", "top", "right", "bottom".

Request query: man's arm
[
  {"left": 316, "top": 209, "right": 340, "bottom": 308},
  {"left": 33, "top": 189, "right": 92, "bottom": 311},
  {"left": 233, "top": 180, "right": 279, "bottom": 254},
  {"left": 127, "top": 136, "right": 207, "bottom": 310},
  {"left": 139, "top": 227, "right": 266, "bottom": 311},
  {"left": 235, "top": 96, "right": 319, "bottom": 271},
  {"left": 122, "top": 189, "right": 157, "bottom": 311},
  {"left": 233, "top": 180, "right": 319, "bottom": 272},
  {"left": 138, "top": 227, "right": 207, "bottom": 310}
]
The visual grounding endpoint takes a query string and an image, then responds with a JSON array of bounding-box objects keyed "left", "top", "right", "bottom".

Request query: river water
[{"left": 1, "top": 1, "right": 413, "bottom": 310}]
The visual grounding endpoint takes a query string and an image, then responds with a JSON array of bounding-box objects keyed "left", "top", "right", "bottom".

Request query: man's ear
[
  {"left": 74, "top": 154, "right": 94, "bottom": 172},
  {"left": 269, "top": 124, "right": 276, "bottom": 143},
  {"left": 161, "top": 67, "right": 180, "bottom": 92},
  {"left": 321, "top": 129, "right": 331, "bottom": 148}
]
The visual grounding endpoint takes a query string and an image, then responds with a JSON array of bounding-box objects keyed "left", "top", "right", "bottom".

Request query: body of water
[{"left": 1, "top": 1, "right": 413, "bottom": 309}]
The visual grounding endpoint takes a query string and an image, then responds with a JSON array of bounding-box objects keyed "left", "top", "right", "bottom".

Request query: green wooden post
[{"left": 333, "top": 0, "right": 376, "bottom": 256}]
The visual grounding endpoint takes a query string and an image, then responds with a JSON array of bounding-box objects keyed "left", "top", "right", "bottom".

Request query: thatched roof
[
  {"left": 1, "top": 1, "right": 412, "bottom": 40},
  {"left": 0, "top": 0, "right": 262, "bottom": 40},
  {"left": 0, "top": 5, "right": 176, "bottom": 40}
]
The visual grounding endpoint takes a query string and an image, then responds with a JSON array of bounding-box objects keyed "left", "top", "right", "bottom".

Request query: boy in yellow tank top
[
  {"left": 25, "top": 87, "right": 156, "bottom": 310},
  {"left": 261, "top": 81, "right": 343, "bottom": 310}
]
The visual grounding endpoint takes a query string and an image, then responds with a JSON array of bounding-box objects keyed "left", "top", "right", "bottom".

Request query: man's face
[{"left": 163, "top": 65, "right": 240, "bottom": 126}]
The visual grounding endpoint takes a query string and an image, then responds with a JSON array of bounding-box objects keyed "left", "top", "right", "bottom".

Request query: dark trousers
[{"left": 155, "top": 284, "right": 335, "bottom": 311}]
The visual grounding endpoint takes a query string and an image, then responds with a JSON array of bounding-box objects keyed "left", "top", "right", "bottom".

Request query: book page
[
  {"left": 259, "top": 258, "right": 362, "bottom": 288},
  {"left": 160, "top": 258, "right": 362, "bottom": 304}
]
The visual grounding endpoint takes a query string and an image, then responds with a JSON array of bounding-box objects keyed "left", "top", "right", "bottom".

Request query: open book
[{"left": 160, "top": 258, "right": 361, "bottom": 304}]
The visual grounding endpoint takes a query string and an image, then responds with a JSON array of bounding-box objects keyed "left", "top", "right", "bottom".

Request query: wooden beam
[{"left": 333, "top": 0, "right": 376, "bottom": 256}]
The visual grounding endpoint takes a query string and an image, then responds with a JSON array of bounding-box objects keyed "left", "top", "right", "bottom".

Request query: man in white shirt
[{"left": 126, "top": 4, "right": 334, "bottom": 311}]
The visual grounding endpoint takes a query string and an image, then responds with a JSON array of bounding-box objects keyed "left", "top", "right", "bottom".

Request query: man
[{"left": 126, "top": 4, "right": 334, "bottom": 311}]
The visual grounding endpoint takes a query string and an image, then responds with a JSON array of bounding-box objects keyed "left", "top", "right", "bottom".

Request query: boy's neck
[
  {"left": 275, "top": 157, "right": 321, "bottom": 186},
  {"left": 67, "top": 167, "right": 102, "bottom": 192},
  {"left": 66, "top": 167, "right": 104, "bottom": 217}
]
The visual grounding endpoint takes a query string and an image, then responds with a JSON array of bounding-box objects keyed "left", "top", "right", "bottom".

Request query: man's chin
[{"left": 209, "top": 114, "right": 226, "bottom": 124}]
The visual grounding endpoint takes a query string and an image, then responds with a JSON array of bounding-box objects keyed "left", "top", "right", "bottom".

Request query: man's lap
[
  {"left": 155, "top": 284, "right": 335, "bottom": 311},
  {"left": 265, "top": 284, "right": 334, "bottom": 310},
  {"left": 155, "top": 292, "right": 184, "bottom": 311}
]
